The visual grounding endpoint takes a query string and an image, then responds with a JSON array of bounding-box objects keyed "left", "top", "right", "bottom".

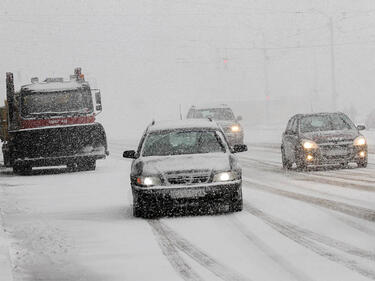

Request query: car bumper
[
  {"left": 132, "top": 180, "right": 242, "bottom": 215},
  {"left": 300, "top": 145, "right": 367, "bottom": 166}
]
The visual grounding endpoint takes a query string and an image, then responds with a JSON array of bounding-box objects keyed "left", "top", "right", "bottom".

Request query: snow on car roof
[
  {"left": 189, "top": 104, "right": 230, "bottom": 110},
  {"left": 21, "top": 80, "right": 87, "bottom": 92},
  {"left": 295, "top": 112, "right": 345, "bottom": 119},
  {"left": 148, "top": 119, "right": 220, "bottom": 132}
]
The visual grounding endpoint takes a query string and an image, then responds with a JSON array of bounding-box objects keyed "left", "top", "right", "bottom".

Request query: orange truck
[{"left": 0, "top": 68, "right": 109, "bottom": 174}]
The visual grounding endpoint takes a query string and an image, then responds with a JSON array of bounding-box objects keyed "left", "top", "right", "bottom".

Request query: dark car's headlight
[
  {"left": 301, "top": 139, "right": 318, "bottom": 150},
  {"left": 213, "top": 171, "right": 240, "bottom": 182},
  {"left": 136, "top": 176, "right": 162, "bottom": 187},
  {"left": 353, "top": 136, "right": 366, "bottom": 146}
]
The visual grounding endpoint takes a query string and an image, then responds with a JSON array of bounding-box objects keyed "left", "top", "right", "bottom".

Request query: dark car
[
  {"left": 281, "top": 112, "right": 367, "bottom": 169},
  {"left": 186, "top": 104, "right": 244, "bottom": 146},
  {"left": 123, "top": 119, "right": 247, "bottom": 218}
]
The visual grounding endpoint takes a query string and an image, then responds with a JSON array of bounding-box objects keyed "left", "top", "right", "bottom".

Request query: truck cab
[{"left": 0, "top": 68, "right": 109, "bottom": 174}]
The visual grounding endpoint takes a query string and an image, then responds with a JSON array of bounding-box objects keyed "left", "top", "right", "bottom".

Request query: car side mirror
[
  {"left": 236, "top": 115, "right": 243, "bottom": 121},
  {"left": 123, "top": 150, "right": 137, "bottom": 159},
  {"left": 357, "top": 125, "right": 366, "bottom": 131},
  {"left": 92, "top": 89, "right": 102, "bottom": 114},
  {"left": 232, "top": 144, "right": 247, "bottom": 153}
]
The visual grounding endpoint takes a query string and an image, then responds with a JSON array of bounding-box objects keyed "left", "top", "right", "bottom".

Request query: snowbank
[{"left": 0, "top": 215, "right": 13, "bottom": 281}]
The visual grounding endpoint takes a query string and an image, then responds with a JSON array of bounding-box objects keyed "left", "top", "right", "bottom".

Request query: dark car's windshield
[
  {"left": 21, "top": 89, "right": 93, "bottom": 117},
  {"left": 142, "top": 129, "right": 226, "bottom": 156},
  {"left": 187, "top": 108, "right": 235, "bottom": 121},
  {"left": 300, "top": 114, "right": 355, "bottom": 133}
]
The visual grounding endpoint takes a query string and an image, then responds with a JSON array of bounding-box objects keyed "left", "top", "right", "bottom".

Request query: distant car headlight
[
  {"left": 231, "top": 125, "right": 241, "bottom": 132},
  {"left": 213, "top": 171, "right": 239, "bottom": 182},
  {"left": 136, "top": 176, "right": 162, "bottom": 187},
  {"left": 354, "top": 136, "right": 366, "bottom": 146},
  {"left": 302, "top": 139, "right": 318, "bottom": 150}
]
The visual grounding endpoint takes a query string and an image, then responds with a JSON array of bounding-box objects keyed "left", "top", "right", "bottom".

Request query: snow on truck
[{"left": 0, "top": 68, "right": 109, "bottom": 174}]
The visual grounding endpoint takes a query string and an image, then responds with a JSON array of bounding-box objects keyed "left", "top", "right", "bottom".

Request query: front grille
[
  {"left": 166, "top": 170, "right": 211, "bottom": 185},
  {"left": 320, "top": 143, "right": 352, "bottom": 157}
]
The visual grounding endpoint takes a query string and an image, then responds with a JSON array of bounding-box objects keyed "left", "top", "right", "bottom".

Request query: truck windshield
[
  {"left": 188, "top": 108, "right": 235, "bottom": 121},
  {"left": 21, "top": 89, "right": 93, "bottom": 117},
  {"left": 142, "top": 129, "right": 226, "bottom": 156}
]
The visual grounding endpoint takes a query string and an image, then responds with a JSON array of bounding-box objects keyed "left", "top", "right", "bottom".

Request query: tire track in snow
[
  {"left": 243, "top": 178, "right": 375, "bottom": 222},
  {"left": 149, "top": 221, "right": 204, "bottom": 281},
  {"left": 242, "top": 202, "right": 375, "bottom": 280},
  {"left": 229, "top": 217, "right": 315, "bottom": 281},
  {"left": 241, "top": 164, "right": 372, "bottom": 208},
  {"left": 149, "top": 220, "right": 252, "bottom": 281},
  {"left": 240, "top": 155, "right": 375, "bottom": 192}
]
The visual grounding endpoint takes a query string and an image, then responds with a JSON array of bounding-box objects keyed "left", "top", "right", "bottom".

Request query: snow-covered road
[{"left": 1, "top": 130, "right": 375, "bottom": 281}]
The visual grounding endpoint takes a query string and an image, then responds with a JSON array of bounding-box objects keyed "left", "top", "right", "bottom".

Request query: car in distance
[
  {"left": 123, "top": 119, "right": 248, "bottom": 218},
  {"left": 281, "top": 112, "right": 367, "bottom": 170},
  {"left": 186, "top": 104, "right": 244, "bottom": 146}
]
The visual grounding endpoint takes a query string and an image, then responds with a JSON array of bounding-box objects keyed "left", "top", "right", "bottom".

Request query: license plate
[
  {"left": 170, "top": 189, "right": 205, "bottom": 199},
  {"left": 325, "top": 148, "right": 347, "bottom": 156}
]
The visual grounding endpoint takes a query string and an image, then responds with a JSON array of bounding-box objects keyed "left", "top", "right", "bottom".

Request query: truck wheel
[
  {"left": 77, "top": 159, "right": 96, "bottom": 171},
  {"left": 13, "top": 163, "right": 32, "bottom": 175}
]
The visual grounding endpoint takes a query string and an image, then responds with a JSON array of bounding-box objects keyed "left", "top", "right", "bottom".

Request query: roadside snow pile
[{"left": 0, "top": 215, "right": 13, "bottom": 281}]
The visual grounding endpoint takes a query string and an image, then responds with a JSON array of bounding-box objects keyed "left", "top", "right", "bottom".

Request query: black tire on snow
[
  {"left": 281, "top": 148, "right": 292, "bottom": 170},
  {"left": 357, "top": 161, "right": 368, "bottom": 168}
]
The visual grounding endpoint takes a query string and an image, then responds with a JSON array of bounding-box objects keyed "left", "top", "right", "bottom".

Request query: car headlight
[
  {"left": 354, "top": 136, "right": 366, "bottom": 146},
  {"left": 213, "top": 171, "right": 239, "bottom": 182},
  {"left": 302, "top": 139, "right": 318, "bottom": 150},
  {"left": 136, "top": 176, "right": 162, "bottom": 187},
  {"left": 231, "top": 125, "right": 241, "bottom": 132}
]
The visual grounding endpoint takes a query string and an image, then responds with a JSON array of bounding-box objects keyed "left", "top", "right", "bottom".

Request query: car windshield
[
  {"left": 300, "top": 114, "right": 355, "bottom": 133},
  {"left": 188, "top": 108, "right": 235, "bottom": 121},
  {"left": 142, "top": 129, "right": 226, "bottom": 156},
  {"left": 21, "top": 89, "right": 93, "bottom": 117}
]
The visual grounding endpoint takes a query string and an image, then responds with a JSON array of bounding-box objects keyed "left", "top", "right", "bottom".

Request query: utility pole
[{"left": 329, "top": 17, "right": 337, "bottom": 111}]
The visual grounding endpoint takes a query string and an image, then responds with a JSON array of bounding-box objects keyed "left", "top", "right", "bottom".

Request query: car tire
[
  {"left": 230, "top": 199, "right": 243, "bottom": 212},
  {"left": 295, "top": 152, "right": 306, "bottom": 171},
  {"left": 281, "top": 148, "right": 292, "bottom": 170},
  {"left": 357, "top": 161, "right": 368, "bottom": 168}
]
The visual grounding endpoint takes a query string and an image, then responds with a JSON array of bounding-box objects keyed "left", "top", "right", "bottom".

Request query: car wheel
[
  {"left": 230, "top": 198, "right": 243, "bottom": 212},
  {"left": 295, "top": 152, "right": 306, "bottom": 171},
  {"left": 357, "top": 161, "right": 368, "bottom": 168},
  {"left": 281, "top": 148, "right": 292, "bottom": 170}
]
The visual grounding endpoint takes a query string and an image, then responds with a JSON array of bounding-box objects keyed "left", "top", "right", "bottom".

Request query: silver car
[{"left": 123, "top": 119, "right": 247, "bottom": 218}]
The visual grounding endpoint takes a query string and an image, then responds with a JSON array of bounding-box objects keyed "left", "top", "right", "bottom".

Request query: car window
[
  {"left": 300, "top": 114, "right": 354, "bottom": 133},
  {"left": 291, "top": 118, "right": 298, "bottom": 133},
  {"left": 142, "top": 129, "right": 226, "bottom": 156},
  {"left": 188, "top": 108, "right": 235, "bottom": 121},
  {"left": 286, "top": 118, "right": 293, "bottom": 131}
]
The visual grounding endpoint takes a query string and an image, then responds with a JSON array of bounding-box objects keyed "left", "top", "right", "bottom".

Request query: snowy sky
[{"left": 1, "top": 0, "right": 375, "bottom": 136}]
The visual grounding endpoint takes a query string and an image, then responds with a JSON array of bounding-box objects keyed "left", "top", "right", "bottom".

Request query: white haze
[{"left": 1, "top": 0, "right": 375, "bottom": 138}]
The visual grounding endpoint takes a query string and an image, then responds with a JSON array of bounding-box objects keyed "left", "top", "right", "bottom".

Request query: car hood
[
  {"left": 136, "top": 153, "right": 233, "bottom": 175},
  {"left": 216, "top": 120, "right": 237, "bottom": 128},
  {"left": 301, "top": 129, "right": 359, "bottom": 144}
]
